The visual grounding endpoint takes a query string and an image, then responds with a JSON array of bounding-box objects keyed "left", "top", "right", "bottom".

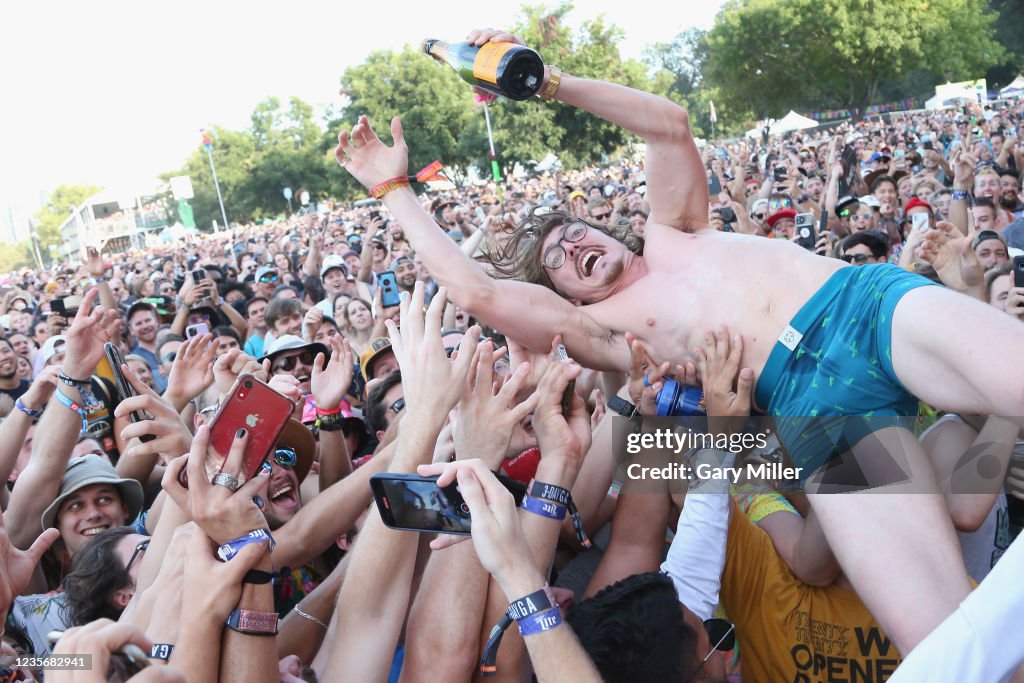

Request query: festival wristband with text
[
  {"left": 527, "top": 480, "right": 592, "bottom": 549},
  {"left": 217, "top": 529, "right": 275, "bottom": 562}
]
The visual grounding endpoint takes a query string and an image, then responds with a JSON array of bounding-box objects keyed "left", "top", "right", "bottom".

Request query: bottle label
[{"left": 473, "top": 42, "right": 514, "bottom": 84}]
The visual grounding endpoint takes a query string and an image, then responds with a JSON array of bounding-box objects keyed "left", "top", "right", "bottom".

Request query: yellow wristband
[{"left": 539, "top": 66, "right": 562, "bottom": 101}]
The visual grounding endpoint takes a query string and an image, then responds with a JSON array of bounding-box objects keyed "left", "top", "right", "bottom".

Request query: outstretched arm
[
  {"left": 467, "top": 28, "right": 705, "bottom": 231},
  {"left": 336, "top": 117, "right": 628, "bottom": 371}
]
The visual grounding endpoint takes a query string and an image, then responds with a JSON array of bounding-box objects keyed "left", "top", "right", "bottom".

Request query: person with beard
[
  {"left": 0, "top": 338, "right": 30, "bottom": 403},
  {"left": 391, "top": 256, "right": 417, "bottom": 296},
  {"left": 126, "top": 302, "right": 166, "bottom": 393},
  {"left": 998, "top": 168, "right": 1023, "bottom": 219}
]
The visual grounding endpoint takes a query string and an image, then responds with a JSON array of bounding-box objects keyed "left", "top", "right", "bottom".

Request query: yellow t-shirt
[{"left": 721, "top": 505, "right": 902, "bottom": 683}]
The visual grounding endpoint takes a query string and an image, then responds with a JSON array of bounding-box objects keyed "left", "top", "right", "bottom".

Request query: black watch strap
[
  {"left": 242, "top": 569, "right": 275, "bottom": 585},
  {"left": 607, "top": 396, "right": 639, "bottom": 422}
]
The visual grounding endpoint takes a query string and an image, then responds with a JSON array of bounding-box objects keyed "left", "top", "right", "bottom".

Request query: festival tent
[
  {"left": 999, "top": 75, "right": 1024, "bottom": 98},
  {"left": 925, "top": 80, "right": 986, "bottom": 109},
  {"left": 744, "top": 111, "right": 819, "bottom": 138}
]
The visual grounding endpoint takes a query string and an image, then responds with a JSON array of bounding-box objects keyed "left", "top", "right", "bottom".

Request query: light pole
[{"left": 201, "top": 129, "right": 229, "bottom": 231}]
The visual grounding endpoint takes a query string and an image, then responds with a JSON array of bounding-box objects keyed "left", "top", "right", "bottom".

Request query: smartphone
[
  {"left": 180, "top": 374, "right": 293, "bottom": 488},
  {"left": 191, "top": 268, "right": 206, "bottom": 284},
  {"left": 707, "top": 175, "right": 722, "bottom": 197},
  {"left": 552, "top": 344, "right": 576, "bottom": 416},
  {"left": 911, "top": 212, "right": 930, "bottom": 234},
  {"left": 103, "top": 343, "right": 156, "bottom": 443},
  {"left": 773, "top": 166, "right": 787, "bottom": 182},
  {"left": 370, "top": 473, "right": 526, "bottom": 535},
  {"left": 1014, "top": 255, "right": 1024, "bottom": 289},
  {"left": 51, "top": 298, "right": 66, "bottom": 317},
  {"left": 377, "top": 270, "right": 401, "bottom": 308},
  {"left": 369, "top": 210, "right": 380, "bottom": 222},
  {"left": 186, "top": 322, "right": 210, "bottom": 339},
  {"left": 715, "top": 207, "right": 736, "bottom": 224},
  {"left": 794, "top": 212, "right": 816, "bottom": 251}
]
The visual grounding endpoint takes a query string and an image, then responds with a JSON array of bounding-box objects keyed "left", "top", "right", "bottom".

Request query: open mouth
[
  {"left": 270, "top": 484, "right": 299, "bottom": 510},
  {"left": 577, "top": 248, "right": 603, "bottom": 278},
  {"left": 81, "top": 525, "right": 110, "bottom": 537}
]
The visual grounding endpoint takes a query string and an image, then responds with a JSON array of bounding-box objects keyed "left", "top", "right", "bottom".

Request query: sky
[{"left": 0, "top": 0, "right": 724, "bottom": 233}]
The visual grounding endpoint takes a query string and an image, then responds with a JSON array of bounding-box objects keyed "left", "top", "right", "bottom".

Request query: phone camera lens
[{"left": 243, "top": 380, "right": 253, "bottom": 389}]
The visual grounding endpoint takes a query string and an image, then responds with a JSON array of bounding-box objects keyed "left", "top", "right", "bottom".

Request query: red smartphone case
[{"left": 206, "top": 374, "right": 294, "bottom": 482}]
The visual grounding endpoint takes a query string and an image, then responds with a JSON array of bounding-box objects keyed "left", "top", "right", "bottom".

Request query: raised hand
[
  {"left": 162, "top": 425, "right": 270, "bottom": 546},
  {"left": 531, "top": 358, "right": 591, "bottom": 473},
  {"left": 18, "top": 364, "right": 61, "bottom": 411},
  {"left": 694, "top": 327, "right": 754, "bottom": 436},
  {"left": 335, "top": 115, "right": 409, "bottom": 191},
  {"left": 454, "top": 340, "right": 536, "bottom": 470},
  {"left": 386, "top": 283, "right": 478, "bottom": 414},
  {"left": 83, "top": 246, "right": 108, "bottom": 279},
  {"left": 116, "top": 362, "right": 193, "bottom": 461},
  {"left": 311, "top": 335, "right": 354, "bottom": 409},
  {"left": 918, "top": 221, "right": 984, "bottom": 296},
  {"left": 213, "top": 349, "right": 262, "bottom": 396},
  {"left": 0, "top": 511, "right": 60, "bottom": 619},
  {"left": 62, "top": 288, "right": 122, "bottom": 379},
  {"left": 165, "top": 334, "right": 216, "bottom": 405}
]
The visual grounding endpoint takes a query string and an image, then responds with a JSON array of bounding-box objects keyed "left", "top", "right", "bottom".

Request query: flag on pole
[{"left": 709, "top": 100, "right": 718, "bottom": 123}]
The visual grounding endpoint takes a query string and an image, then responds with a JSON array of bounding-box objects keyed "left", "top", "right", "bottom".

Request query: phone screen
[
  {"left": 103, "top": 343, "right": 156, "bottom": 443},
  {"left": 911, "top": 212, "right": 929, "bottom": 233},
  {"left": 707, "top": 175, "right": 722, "bottom": 197},
  {"left": 1014, "top": 255, "right": 1024, "bottom": 289},
  {"left": 371, "top": 475, "right": 472, "bottom": 535}
]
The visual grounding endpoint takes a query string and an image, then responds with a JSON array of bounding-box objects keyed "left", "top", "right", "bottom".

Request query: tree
[
  {"left": 0, "top": 242, "right": 34, "bottom": 274},
  {"left": 34, "top": 184, "right": 102, "bottom": 254},
  {"left": 704, "top": 0, "right": 1006, "bottom": 119}
]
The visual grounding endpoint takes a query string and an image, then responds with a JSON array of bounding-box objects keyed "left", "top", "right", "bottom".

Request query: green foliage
[
  {"left": 33, "top": 184, "right": 102, "bottom": 254},
  {"left": 704, "top": 0, "right": 1006, "bottom": 119},
  {"left": 0, "top": 241, "right": 34, "bottom": 273}
]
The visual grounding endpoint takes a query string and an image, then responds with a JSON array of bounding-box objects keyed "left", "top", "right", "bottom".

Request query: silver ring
[{"left": 212, "top": 472, "right": 240, "bottom": 491}]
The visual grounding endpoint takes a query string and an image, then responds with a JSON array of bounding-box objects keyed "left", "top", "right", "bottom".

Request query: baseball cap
[
  {"left": 320, "top": 255, "right": 348, "bottom": 279},
  {"left": 275, "top": 419, "right": 317, "bottom": 484},
  {"left": 835, "top": 196, "right": 861, "bottom": 218},
  {"left": 40, "top": 335, "right": 67, "bottom": 365},
  {"left": 765, "top": 208, "right": 797, "bottom": 229},
  {"left": 390, "top": 256, "right": 413, "bottom": 270},
  {"left": 971, "top": 230, "right": 1007, "bottom": 251},
  {"left": 41, "top": 455, "right": 145, "bottom": 531},
  {"left": 126, "top": 300, "right": 157, "bottom": 321},
  {"left": 359, "top": 337, "right": 394, "bottom": 381},
  {"left": 255, "top": 266, "right": 280, "bottom": 283}
]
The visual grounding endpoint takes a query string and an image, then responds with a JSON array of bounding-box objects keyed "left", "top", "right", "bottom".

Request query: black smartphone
[
  {"left": 191, "top": 268, "right": 206, "bottom": 284},
  {"left": 369, "top": 209, "right": 380, "bottom": 221},
  {"left": 552, "top": 344, "right": 576, "bottom": 416},
  {"left": 377, "top": 271, "right": 401, "bottom": 308},
  {"left": 370, "top": 473, "right": 525, "bottom": 534},
  {"left": 773, "top": 166, "right": 787, "bottom": 182},
  {"left": 51, "top": 299, "right": 66, "bottom": 317},
  {"left": 1014, "top": 255, "right": 1024, "bottom": 289},
  {"left": 103, "top": 343, "right": 156, "bottom": 443},
  {"left": 715, "top": 207, "right": 736, "bottom": 224},
  {"left": 794, "top": 212, "right": 816, "bottom": 251},
  {"left": 707, "top": 175, "right": 722, "bottom": 197}
]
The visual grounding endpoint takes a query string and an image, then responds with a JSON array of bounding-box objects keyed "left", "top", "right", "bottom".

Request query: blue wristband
[
  {"left": 217, "top": 529, "right": 275, "bottom": 562},
  {"left": 517, "top": 606, "right": 563, "bottom": 637},
  {"left": 527, "top": 480, "right": 592, "bottom": 549},
  {"left": 521, "top": 495, "right": 567, "bottom": 521},
  {"left": 14, "top": 397, "right": 43, "bottom": 419},
  {"left": 53, "top": 387, "right": 87, "bottom": 436},
  {"left": 951, "top": 189, "right": 970, "bottom": 201}
]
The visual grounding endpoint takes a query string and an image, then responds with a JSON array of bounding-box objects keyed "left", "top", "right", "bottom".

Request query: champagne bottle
[{"left": 422, "top": 39, "right": 545, "bottom": 101}]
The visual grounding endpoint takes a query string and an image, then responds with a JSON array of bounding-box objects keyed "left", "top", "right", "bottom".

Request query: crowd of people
[{"left": 0, "top": 25, "right": 1023, "bottom": 683}]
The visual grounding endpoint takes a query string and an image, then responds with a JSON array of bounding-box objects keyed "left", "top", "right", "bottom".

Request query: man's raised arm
[
  {"left": 466, "top": 28, "right": 706, "bottom": 231},
  {"left": 335, "top": 117, "right": 628, "bottom": 371}
]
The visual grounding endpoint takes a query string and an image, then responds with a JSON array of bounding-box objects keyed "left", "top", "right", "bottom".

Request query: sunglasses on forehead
[{"left": 768, "top": 198, "right": 792, "bottom": 209}]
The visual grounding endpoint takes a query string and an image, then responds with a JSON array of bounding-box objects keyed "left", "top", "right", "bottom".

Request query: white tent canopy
[
  {"left": 1000, "top": 75, "right": 1024, "bottom": 97},
  {"left": 745, "top": 110, "right": 819, "bottom": 138}
]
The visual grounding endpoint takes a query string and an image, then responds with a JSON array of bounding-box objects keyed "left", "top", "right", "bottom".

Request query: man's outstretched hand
[{"left": 335, "top": 115, "right": 409, "bottom": 191}]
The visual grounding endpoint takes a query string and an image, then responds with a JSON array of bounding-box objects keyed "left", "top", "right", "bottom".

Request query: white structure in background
[
  {"left": 925, "top": 79, "right": 988, "bottom": 110},
  {"left": 998, "top": 75, "right": 1024, "bottom": 99},
  {"left": 745, "top": 111, "right": 819, "bottom": 138},
  {"left": 58, "top": 179, "right": 173, "bottom": 260}
]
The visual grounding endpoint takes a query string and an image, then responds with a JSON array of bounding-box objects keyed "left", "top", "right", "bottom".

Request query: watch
[{"left": 225, "top": 608, "right": 278, "bottom": 636}]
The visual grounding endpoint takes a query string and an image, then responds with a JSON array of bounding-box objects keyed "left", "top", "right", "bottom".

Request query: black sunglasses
[
  {"left": 126, "top": 539, "right": 150, "bottom": 574},
  {"left": 841, "top": 253, "right": 871, "bottom": 264},
  {"left": 590, "top": 211, "right": 612, "bottom": 220},
  {"left": 272, "top": 350, "right": 316, "bottom": 373},
  {"left": 389, "top": 397, "right": 406, "bottom": 414}
]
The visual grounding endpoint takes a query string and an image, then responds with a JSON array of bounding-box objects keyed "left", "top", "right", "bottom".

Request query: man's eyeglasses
[
  {"left": 689, "top": 619, "right": 735, "bottom": 681},
  {"left": 841, "top": 253, "right": 871, "bottom": 264},
  {"left": 273, "top": 447, "right": 297, "bottom": 469},
  {"left": 272, "top": 350, "right": 316, "bottom": 373},
  {"left": 542, "top": 220, "right": 589, "bottom": 270},
  {"left": 162, "top": 352, "right": 176, "bottom": 363},
  {"left": 389, "top": 397, "right": 406, "bottom": 414},
  {"left": 590, "top": 210, "right": 612, "bottom": 221},
  {"left": 125, "top": 539, "right": 150, "bottom": 575},
  {"left": 752, "top": 213, "right": 766, "bottom": 220},
  {"left": 768, "top": 199, "right": 792, "bottom": 209}
]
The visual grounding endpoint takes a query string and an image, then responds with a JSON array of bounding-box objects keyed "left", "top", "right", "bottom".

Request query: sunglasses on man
[
  {"left": 841, "top": 253, "right": 871, "bottom": 264},
  {"left": 259, "top": 274, "right": 279, "bottom": 284},
  {"left": 272, "top": 350, "right": 317, "bottom": 373},
  {"left": 590, "top": 210, "right": 612, "bottom": 221}
]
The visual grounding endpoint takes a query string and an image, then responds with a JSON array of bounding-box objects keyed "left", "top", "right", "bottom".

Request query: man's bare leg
[
  {"left": 890, "top": 286, "right": 1024, "bottom": 420},
  {"left": 807, "top": 426, "right": 973, "bottom": 656}
]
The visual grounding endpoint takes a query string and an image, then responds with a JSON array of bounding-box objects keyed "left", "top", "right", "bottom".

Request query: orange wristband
[{"left": 370, "top": 176, "right": 410, "bottom": 199}]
